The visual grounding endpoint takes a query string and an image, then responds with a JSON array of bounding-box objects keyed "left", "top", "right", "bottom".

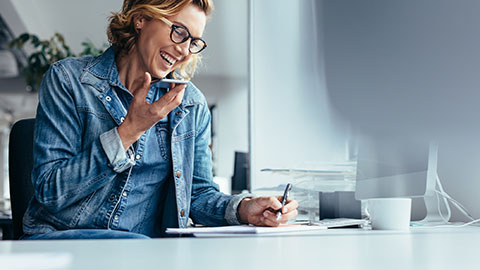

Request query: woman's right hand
[{"left": 117, "top": 72, "right": 186, "bottom": 150}]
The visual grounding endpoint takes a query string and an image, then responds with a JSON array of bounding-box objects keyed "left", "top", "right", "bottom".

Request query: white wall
[
  {"left": 195, "top": 0, "right": 249, "bottom": 180},
  {"left": 250, "top": 0, "right": 349, "bottom": 191},
  {"left": 9, "top": 0, "right": 116, "bottom": 53},
  {"left": 196, "top": 76, "right": 248, "bottom": 179}
]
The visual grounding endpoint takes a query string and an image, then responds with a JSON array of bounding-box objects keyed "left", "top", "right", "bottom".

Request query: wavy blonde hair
[{"left": 107, "top": 0, "right": 213, "bottom": 80}]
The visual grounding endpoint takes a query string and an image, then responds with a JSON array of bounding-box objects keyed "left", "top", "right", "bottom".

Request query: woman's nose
[{"left": 175, "top": 41, "right": 190, "bottom": 56}]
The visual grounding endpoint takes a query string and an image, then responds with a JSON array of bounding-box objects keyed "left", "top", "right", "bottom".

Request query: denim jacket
[{"left": 23, "top": 47, "right": 248, "bottom": 235}]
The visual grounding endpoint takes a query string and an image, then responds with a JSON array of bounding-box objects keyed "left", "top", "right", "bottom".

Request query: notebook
[{"left": 166, "top": 224, "right": 327, "bottom": 236}]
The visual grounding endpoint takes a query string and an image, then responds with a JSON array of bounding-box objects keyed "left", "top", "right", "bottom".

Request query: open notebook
[
  {"left": 166, "top": 219, "right": 368, "bottom": 237},
  {"left": 166, "top": 224, "right": 327, "bottom": 236}
]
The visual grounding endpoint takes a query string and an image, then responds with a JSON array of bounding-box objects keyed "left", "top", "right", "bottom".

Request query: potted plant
[{"left": 9, "top": 32, "right": 105, "bottom": 91}]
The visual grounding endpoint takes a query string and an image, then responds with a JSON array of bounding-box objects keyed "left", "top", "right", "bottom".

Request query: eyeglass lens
[{"left": 171, "top": 25, "right": 206, "bottom": 54}]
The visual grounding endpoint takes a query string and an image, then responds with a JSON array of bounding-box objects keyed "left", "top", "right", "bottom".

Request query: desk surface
[{"left": 1, "top": 226, "right": 479, "bottom": 270}]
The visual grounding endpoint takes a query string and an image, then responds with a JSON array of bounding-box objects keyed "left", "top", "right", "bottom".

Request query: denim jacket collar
[{"left": 80, "top": 47, "right": 203, "bottom": 107}]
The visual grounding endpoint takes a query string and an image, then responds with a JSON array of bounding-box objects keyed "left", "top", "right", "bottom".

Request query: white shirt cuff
[{"left": 99, "top": 127, "right": 135, "bottom": 173}]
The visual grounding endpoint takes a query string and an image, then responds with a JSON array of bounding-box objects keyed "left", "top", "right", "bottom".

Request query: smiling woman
[
  {"left": 21, "top": 0, "right": 298, "bottom": 240},
  {"left": 108, "top": 0, "right": 212, "bottom": 81}
]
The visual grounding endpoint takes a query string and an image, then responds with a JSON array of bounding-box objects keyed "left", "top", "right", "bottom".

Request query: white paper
[{"left": 166, "top": 224, "right": 327, "bottom": 235}]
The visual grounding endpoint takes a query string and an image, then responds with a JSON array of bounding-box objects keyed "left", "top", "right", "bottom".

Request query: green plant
[{"left": 9, "top": 32, "right": 105, "bottom": 91}]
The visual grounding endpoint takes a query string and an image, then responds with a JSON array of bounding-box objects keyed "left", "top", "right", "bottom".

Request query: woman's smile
[{"left": 160, "top": 51, "right": 179, "bottom": 67}]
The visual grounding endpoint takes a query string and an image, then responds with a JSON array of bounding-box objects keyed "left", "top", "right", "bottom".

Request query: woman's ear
[{"left": 134, "top": 15, "right": 144, "bottom": 30}]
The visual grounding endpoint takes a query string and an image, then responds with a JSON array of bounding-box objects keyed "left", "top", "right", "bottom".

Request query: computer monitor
[
  {"left": 320, "top": 0, "right": 480, "bottom": 223},
  {"left": 354, "top": 135, "right": 446, "bottom": 222},
  {"left": 355, "top": 136, "right": 430, "bottom": 199},
  {"left": 322, "top": 0, "right": 480, "bottom": 138}
]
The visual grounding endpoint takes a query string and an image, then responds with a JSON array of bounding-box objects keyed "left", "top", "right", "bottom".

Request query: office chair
[
  {"left": 231, "top": 151, "right": 249, "bottom": 194},
  {"left": 8, "top": 118, "right": 35, "bottom": 240}
]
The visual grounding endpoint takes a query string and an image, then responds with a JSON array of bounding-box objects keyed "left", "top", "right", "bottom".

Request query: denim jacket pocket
[
  {"left": 172, "top": 130, "right": 196, "bottom": 143},
  {"left": 155, "top": 122, "right": 171, "bottom": 161}
]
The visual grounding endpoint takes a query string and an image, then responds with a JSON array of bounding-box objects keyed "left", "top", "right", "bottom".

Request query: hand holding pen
[
  {"left": 276, "top": 183, "right": 292, "bottom": 220},
  {"left": 237, "top": 183, "right": 298, "bottom": 227}
]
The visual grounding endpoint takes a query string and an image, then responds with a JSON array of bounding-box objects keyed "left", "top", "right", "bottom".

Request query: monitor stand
[
  {"left": 420, "top": 185, "right": 450, "bottom": 224},
  {"left": 417, "top": 143, "right": 450, "bottom": 224}
]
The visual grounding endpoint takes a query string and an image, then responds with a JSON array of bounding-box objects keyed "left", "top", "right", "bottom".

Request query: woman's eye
[
  {"left": 191, "top": 40, "right": 200, "bottom": 48},
  {"left": 174, "top": 27, "right": 187, "bottom": 38}
]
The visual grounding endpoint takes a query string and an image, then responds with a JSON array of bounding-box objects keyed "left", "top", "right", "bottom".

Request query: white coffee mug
[{"left": 367, "top": 198, "right": 412, "bottom": 230}]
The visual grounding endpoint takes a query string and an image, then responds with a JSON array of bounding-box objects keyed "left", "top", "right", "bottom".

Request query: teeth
[{"left": 160, "top": 52, "right": 176, "bottom": 66}]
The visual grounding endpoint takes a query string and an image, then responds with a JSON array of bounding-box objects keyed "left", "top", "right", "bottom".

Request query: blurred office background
[
  {"left": 1, "top": 0, "right": 480, "bottom": 224},
  {"left": 0, "top": 0, "right": 248, "bottom": 211}
]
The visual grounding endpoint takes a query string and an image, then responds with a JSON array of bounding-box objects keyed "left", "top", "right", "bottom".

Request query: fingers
[
  {"left": 276, "top": 209, "right": 298, "bottom": 224},
  {"left": 262, "top": 198, "right": 299, "bottom": 226},
  {"left": 151, "top": 83, "right": 186, "bottom": 112},
  {"left": 260, "top": 209, "right": 297, "bottom": 226},
  {"left": 159, "top": 86, "right": 185, "bottom": 116},
  {"left": 244, "top": 196, "right": 299, "bottom": 227},
  {"left": 260, "top": 206, "right": 299, "bottom": 227},
  {"left": 131, "top": 72, "right": 152, "bottom": 100},
  {"left": 170, "top": 83, "right": 186, "bottom": 103},
  {"left": 257, "top": 196, "right": 283, "bottom": 210},
  {"left": 143, "top": 72, "right": 152, "bottom": 92},
  {"left": 261, "top": 209, "right": 281, "bottom": 227},
  {"left": 282, "top": 198, "right": 299, "bottom": 214},
  {"left": 245, "top": 203, "right": 281, "bottom": 227}
]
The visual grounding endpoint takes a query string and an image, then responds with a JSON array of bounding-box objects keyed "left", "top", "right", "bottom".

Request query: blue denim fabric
[
  {"left": 98, "top": 66, "right": 173, "bottom": 237},
  {"left": 23, "top": 47, "right": 249, "bottom": 238},
  {"left": 22, "top": 229, "right": 150, "bottom": 240}
]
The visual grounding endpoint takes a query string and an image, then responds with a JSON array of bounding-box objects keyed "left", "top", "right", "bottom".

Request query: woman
[{"left": 22, "top": 0, "right": 298, "bottom": 240}]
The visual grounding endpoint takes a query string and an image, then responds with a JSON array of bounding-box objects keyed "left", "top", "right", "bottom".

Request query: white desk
[{"left": 1, "top": 227, "right": 479, "bottom": 269}]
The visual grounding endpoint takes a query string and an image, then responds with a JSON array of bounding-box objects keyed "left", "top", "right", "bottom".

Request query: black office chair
[
  {"left": 8, "top": 118, "right": 35, "bottom": 240},
  {"left": 231, "top": 151, "right": 249, "bottom": 194}
]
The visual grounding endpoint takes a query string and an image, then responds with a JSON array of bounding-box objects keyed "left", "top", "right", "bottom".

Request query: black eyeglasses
[{"left": 159, "top": 17, "right": 207, "bottom": 54}]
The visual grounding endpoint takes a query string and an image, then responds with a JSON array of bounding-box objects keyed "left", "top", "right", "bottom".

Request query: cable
[
  {"left": 436, "top": 191, "right": 449, "bottom": 223},
  {"left": 434, "top": 190, "right": 475, "bottom": 221},
  {"left": 435, "top": 190, "right": 475, "bottom": 220},
  {"left": 420, "top": 218, "right": 480, "bottom": 229},
  {"left": 435, "top": 174, "right": 451, "bottom": 223},
  {"left": 429, "top": 173, "right": 479, "bottom": 228},
  {"left": 455, "top": 218, "right": 480, "bottom": 227}
]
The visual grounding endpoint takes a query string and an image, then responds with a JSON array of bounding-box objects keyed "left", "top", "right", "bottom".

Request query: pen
[{"left": 276, "top": 183, "right": 292, "bottom": 220}]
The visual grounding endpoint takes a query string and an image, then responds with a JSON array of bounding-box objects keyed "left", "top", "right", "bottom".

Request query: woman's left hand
[{"left": 237, "top": 196, "right": 298, "bottom": 227}]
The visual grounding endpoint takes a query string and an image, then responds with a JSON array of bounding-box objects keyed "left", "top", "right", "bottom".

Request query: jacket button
[
  {"left": 180, "top": 209, "right": 185, "bottom": 217},
  {"left": 176, "top": 111, "right": 182, "bottom": 116},
  {"left": 176, "top": 171, "right": 181, "bottom": 178},
  {"left": 109, "top": 194, "right": 116, "bottom": 201}
]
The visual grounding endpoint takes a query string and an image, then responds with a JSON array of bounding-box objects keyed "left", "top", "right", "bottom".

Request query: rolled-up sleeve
[
  {"left": 99, "top": 127, "right": 135, "bottom": 173},
  {"left": 224, "top": 193, "right": 253, "bottom": 225}
]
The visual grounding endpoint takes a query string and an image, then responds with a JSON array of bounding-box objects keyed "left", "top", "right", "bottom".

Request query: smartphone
[{"left": 156, "top": 78, "right": 189, "bottom": 89}]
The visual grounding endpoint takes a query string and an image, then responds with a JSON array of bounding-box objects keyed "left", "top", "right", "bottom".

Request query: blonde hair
[{"left": 107, "top": 0, "right": 213, "bottom": 80}]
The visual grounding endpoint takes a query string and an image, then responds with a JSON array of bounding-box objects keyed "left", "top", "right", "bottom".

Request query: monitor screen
[
  {"left": 355, "top": 135, "right": 431, "bottom": 200},
  {"left": 323, "top": 0, "right": 480, "bottom": 140}
]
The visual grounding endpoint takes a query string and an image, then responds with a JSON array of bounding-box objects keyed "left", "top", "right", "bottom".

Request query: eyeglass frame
[{"left": 159, "top": 17, "right": 207, "bottom": 54}]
